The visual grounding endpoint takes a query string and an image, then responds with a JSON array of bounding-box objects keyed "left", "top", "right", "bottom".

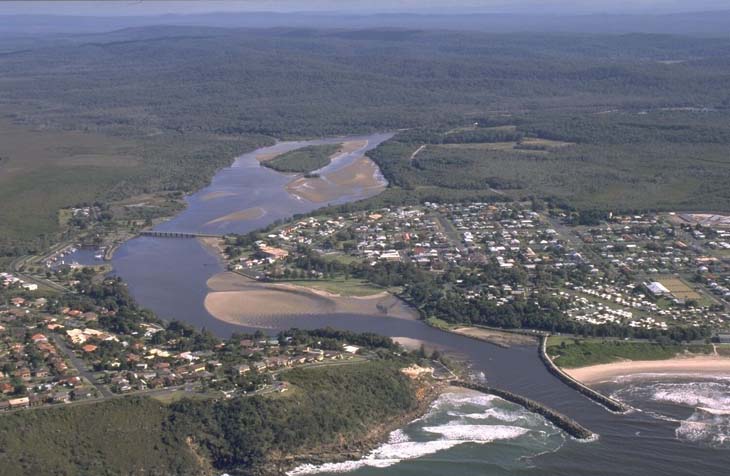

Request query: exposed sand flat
[
  {"left": 256, "top": 150, "right": 286, "bottom": 162},
  {"left": 450, "top": 327, "right": 537, "bottom": 347},
  {"left": 327, "top": 157, "right": 382, "bottom": 187},
  {"left": 564, "top": 356, "right": 730, "bottom": 384},
  {"left": 200, "top": 191, "right": 239, "bottom": 202},
  {"left": 204, "top": 272, "right": 416, "bottom": 327},
  {"left": 198, "top": 236, "right": 226, "bottom": 257},
  {"left": 204, "top": 207, "right": 265, "bottom": 226},
  {"left": 337, "top": 139, "right": 369, "bottom": 155},
  {"left": 256, "top": 139, "right": 367, "bottom": 164},
  {"left": 286, "top": 157, "right": 385, "bottom": 203},
  {"left": 286, "top": 176, "right": 338, "bottom": 203}
]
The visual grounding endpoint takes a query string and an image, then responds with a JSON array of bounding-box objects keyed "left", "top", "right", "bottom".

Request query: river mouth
[{"left": 112, "top": 132, "right": 730, "bottom": 476}]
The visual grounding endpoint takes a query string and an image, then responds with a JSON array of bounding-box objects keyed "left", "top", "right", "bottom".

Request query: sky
[{"left": 1, "top": 0, "right": 729, "bottom": 16}]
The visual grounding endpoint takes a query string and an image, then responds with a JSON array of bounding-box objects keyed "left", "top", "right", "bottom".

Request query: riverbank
[
  {"left": 564, "top": 355, "right": 730, "bottom": 384},
  {"left": 204, "top": 272, "right": 418, "bottom": 328}
]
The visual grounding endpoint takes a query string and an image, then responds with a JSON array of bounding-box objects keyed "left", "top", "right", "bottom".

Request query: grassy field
[
  {"left": 425, "top": 316, "right": 454, "bottom": 330},
  {"left": 656, "top": 275, "right": 704, "bottom": 301},
  {"left": 0, "top": 118, "right": 142, "bottom": 243},
  {"left": 282, "top": 277, "right": 386, "bottom": 296},
  {"left": 0, "top": 116, "right": 270, "bottom": 253},
  {"left": 261, "top": 143, "right": 341, "bottom": 173},
  {"left": 546, "top": 338, "right": 713, "bottom": 368}
]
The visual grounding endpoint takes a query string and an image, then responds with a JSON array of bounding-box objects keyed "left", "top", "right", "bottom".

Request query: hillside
[
  {"left": 0, "top": 362, "right": 425, "bottom": 476},
  {"left": 2, "top": 27, "right": 730, "bottom": 252}
]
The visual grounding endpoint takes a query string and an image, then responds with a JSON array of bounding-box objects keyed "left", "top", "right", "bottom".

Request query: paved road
[
  {"left": 50, "top": 334, "right": 113, "bottom": 398},
  {"left": 9, "top": 254, "right": 69, "bottom": 293}
]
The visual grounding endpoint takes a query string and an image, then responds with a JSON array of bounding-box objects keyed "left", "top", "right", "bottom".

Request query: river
[{"left": 113, "top": 133, "right": 730, "bottom": 475}]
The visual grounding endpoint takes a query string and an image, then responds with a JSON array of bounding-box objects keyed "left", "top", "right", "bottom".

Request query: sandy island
[
  {"left": 200, "top": 190, "right": 239, "bottom": 202},
  {"left": 204, "top": 272, "right": 417, "bottom": 327},
  {"left": 286, "top": 157, "right": 386, "bottom": 203},
  {"left": 204, "top": 207, "right": 266, "bottom": 226},
  {"left": 564, "top": 355, "right": 730, "bottom": 384}
]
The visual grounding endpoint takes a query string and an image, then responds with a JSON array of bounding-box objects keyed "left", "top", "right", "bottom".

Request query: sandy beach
[
  {"left": 204, "top": 272, "right": 417, "bottom": 327},
  {"left": 564, "top": 356, "right": 730, "bottom": 384}
]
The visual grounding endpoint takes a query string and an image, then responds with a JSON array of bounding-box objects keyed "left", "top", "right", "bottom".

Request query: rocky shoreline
[{"left": 262, "top": 379, "right": 446, "bottom": 476}]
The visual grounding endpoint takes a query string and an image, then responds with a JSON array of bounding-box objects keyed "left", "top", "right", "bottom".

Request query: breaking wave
[
  {"left": 287, "top": 390, "right": 561, "bottom": 475},
  {"left": 613, "top": 380, "right": 730, "bottom": 448}
]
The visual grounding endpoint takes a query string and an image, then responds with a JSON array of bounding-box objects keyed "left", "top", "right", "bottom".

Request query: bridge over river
[{"left": 139, "top": 230, "right": 224, "bottom": 239}]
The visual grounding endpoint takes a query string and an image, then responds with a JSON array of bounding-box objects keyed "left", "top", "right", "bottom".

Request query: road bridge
[{"left": 139, "top": 231, "right": 223, "bottom": 239}]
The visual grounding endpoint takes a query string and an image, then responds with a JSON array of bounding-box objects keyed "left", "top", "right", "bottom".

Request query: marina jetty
[
  {"left": 450, "top": 380, "right": 596, "bottom": 440},
  {"left": 538, "top": 336, "right": 631, "bottom": 414}
]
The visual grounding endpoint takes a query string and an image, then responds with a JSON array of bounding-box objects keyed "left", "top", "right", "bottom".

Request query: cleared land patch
[
  {"left": 0, "top": 118, "right": 142, "bottom": 241},
  {"left": 656, "top": 276, "right": 703, "bottom": 301}
]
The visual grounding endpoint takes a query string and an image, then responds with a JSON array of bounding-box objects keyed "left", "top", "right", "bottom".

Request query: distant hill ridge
[{"left": 1, "top": 10, "right": 730, "bottom": 37}]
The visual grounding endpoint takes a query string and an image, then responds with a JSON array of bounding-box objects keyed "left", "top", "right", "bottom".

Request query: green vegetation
[
  {"left": 0, "top": 362, "right": 420, "bottom": 476},
  {"left": 0, "top": 397, "right": 200, "bottom": 476},
  {"left": 425, "top": 316, "right": 453, "bottom": 330},
  {"left": 0, "top": 117, "right": 270, "bottom": 255},
  {"left": 171, "top": 362, "right": 419, "bottom": 473},
  {"left": 3, "top": 28, "right": 730, "bottom": 254},
  {"left": 262, "top": 143, "right": 341, "bottom": 173},
  {"left": 282, "top": 277, "right": 386, "bottom": 297},
  {"left": 546, "top": 338, "right": 713, "bottom": 368},
  {"left": 367, "top": 110, "right": 730, "bottom": 212}
]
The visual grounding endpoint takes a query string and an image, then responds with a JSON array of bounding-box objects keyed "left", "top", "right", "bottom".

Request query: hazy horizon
[{"left": 2, "top": 0, "right": 730, "bottom": 16}]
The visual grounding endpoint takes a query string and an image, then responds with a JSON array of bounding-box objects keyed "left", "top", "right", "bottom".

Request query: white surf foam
[
  {"left": 616, "top": 380, "right": 730, "bottom": 448},
  {"left": 287, "top": 392, "right": 538, "bottom": 475},
  {"left": 423, "top": 423, "right": 529, "bottom": 441}
]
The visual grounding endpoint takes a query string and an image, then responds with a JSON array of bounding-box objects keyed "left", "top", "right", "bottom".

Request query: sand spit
[
  {"left": 450, "top": 327, "right": 538, "bottom": 347},
  {"left": 204, "top": 272, "right": 417, "bottom": 327},
  {"left": 200, "top": 191, "right": 239, "bottom": 202},
  {"left": 565, "top": 356, "right": 730, "bottom": 384},
  {"left": 336, "top": 139, "right": 369, "bottom": 156},
  {"left": 204, "top": 207, "right": 266, "bottom": 226},
  {"left": 286, "top": 157, "right": 386, "bottom": 203}
]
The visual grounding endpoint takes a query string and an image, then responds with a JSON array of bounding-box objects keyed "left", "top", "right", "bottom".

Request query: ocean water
[
  {"left": 288, "top": 390, "right": 565, "bottom": 476},
  {"left": 609, "top": 376, "right": 730, "bottom": 449}
]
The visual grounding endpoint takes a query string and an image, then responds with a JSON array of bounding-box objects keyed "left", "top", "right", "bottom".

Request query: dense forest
[
  {"left": 365, "top": 111, "right": 730, "bottom": 212},
  {"left": 0, "top": 362, "right": 419, "bottom": 476},
  {"left": 2, "top": 26, "right": 730, "bottom": 251}
]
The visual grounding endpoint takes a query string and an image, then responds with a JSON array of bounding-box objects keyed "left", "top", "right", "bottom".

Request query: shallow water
[{"left": 113, "top": 135, "right": 730, "bottom": 475}]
